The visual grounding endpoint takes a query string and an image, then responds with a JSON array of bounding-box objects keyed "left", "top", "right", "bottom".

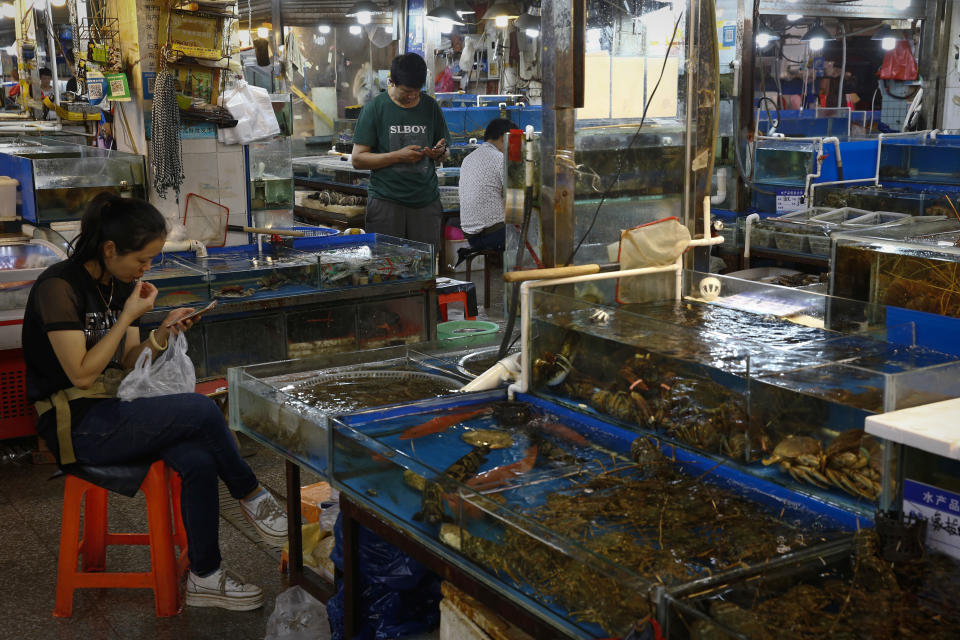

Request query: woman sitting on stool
[{"left": 23, "top": 194, "right": 287, "bottom": 611}]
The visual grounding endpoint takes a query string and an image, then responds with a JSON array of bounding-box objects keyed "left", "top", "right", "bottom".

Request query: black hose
[{"left": 497, "top": 183, "right": 533, "bottom": 360}]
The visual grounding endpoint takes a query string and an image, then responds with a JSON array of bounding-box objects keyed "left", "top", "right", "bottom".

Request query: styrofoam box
[
  {"left": 0, "top": 176, "right": 19, "bottom": 219},
  {"left": 444, "top": 238, "right": 484, "bottom": 273}
]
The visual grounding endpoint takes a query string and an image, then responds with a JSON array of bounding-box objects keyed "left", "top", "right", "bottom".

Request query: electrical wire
[{"left": 564, "top": 11, "right": 683, "bottom": 266}]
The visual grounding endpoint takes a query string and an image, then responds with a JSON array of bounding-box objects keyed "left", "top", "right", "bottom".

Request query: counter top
[{"left": 865, "top": 398, "right": 960, "bottom": 460}]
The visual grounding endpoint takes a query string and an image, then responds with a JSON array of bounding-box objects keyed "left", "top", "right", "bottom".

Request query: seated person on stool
[
  {"left": 458, "top": 117, "right": 517, "bottom": 253},
  {"left": 23, "top": 194, "right": 288, "bottom": 612}
]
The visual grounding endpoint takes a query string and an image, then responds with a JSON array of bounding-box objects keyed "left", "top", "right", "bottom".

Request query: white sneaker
[
  {"left": 185, "top": 566, "right": 263, "bottom": 611},
  {"left": 240, "top": 489, "right": 289, "bottom": 547}
]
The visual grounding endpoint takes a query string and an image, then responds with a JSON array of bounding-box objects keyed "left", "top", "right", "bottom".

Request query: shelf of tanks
[
  {"left": 139, "top": 234, "right": 438, "bottom": 377},
  {"left": 228, "top": 271, "right": 960, "bottom": 639}
]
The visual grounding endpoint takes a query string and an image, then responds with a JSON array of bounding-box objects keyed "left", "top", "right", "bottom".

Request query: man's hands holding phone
[{"left": 421, "top": 138, "right": 447, "bottom": 161}]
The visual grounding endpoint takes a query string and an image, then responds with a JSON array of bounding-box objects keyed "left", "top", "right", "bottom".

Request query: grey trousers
[{"left": 365, "top": 197, "right": 443, "bottom": 252}]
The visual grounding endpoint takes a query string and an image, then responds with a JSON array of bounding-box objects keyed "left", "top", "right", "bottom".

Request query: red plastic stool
[
  {"left": 438, "top": 291, "right": 477, "bottom": 321},
  {"left": 53, "top": 460, "right": 188, "bottom": 617}
]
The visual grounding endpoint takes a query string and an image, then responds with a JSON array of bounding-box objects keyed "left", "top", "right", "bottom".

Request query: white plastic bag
[
  {"left": 217, "top": 80, "right": 280, "bottom": 145},
  {"left": 117, "top": 332, "right": 196, "bottom": 401},
  {"left": 265, "top": 586, "right": 331, "bottom": 640}
]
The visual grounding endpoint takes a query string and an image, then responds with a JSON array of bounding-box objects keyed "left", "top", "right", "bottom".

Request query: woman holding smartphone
[{"left": 23, "top": 194, "right": 287, "bottom": 611}]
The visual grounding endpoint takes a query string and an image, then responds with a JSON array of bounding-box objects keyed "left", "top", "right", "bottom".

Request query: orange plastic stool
[
  {"left": 438, "top": 291, "right": 477, "bottom": 321},
  {"left": 53, "top": 460, "right": 189, "bottom": 617}
]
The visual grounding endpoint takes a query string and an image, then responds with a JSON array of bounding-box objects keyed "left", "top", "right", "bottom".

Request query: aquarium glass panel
[{"left": 522, "top": 272, "right": 960, "bottom": 511}]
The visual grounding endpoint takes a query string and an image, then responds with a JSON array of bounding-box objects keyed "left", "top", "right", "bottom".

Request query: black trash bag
[{"left": 327, "top": 512, "right": 442, "bottom": 640}]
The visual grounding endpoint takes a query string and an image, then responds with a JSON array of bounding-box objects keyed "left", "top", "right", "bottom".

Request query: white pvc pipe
[
  {"left": 744, "top": 213, "right": 760, "bottom": 259},
  {"left": 710, "top": 167, "right": 727, "bottom": 205},
  {"left": 808, "top": 177, "right": 877, "bottom": 205}
]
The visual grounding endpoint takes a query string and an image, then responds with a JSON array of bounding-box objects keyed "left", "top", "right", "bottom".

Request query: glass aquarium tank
[
  {"left": 523, "top": 272, "right": 960, "bottom": 513},
  {"left": 0, "top": 241, "right": 63, "bottom": 311},
  {"left": 812, "top": 184, "right": 953, "bottom": 217},
  {"left": 753, "top": 138, "right": 815, "bottom": 186},
  {"left": 749, "top": 207, "right": 921, "bottom": 257},
  {"left": 292, "top": 154, "right": 370, "bottom": 187},
  {"left": 0, "top": 137, "right": 147, "bottom": 223},
  {"left": 878, "top": 138, "right": 960, "bottom": 187},
  {"left": 248, "top": 136, "right": 295, "bottom": 216},
  {"left": 330, "top": 393, "right": 858, "bottom": 638},
  {"left": 145, "top": 255, "right": 210, "bottom": 310},
  {"left": 504, "top": 122, "right": 687, "bottom": 267},
  {"left": 295, "top": 234, "right": 434, "bottom": 290},
  {"left": 662, "top": 531, "right": 960, "bottom": 639},
  {"left": 832, "top": 218, "right": 960, "bottom": 318},
  {"left": 227, "top": 344, "right": 476, "bottom": 473},
  {"left": 169, "top": 244, "right": 319, "bottom": 302}
]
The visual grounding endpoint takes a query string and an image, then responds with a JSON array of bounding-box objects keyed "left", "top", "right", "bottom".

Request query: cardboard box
[{"left": 300, "top": 481, "right": 333, "bottom": 523}]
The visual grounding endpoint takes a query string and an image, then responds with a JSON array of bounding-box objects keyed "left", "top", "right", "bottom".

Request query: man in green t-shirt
[{"left": 351, "top": 53, "right": 449, "bottom": 251}]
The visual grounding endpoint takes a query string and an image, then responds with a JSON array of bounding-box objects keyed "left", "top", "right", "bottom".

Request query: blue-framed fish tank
[
  {"left": 879, "top": 137, "right": 960, "bottom": 187},
  {"left": 329, "top": 391, "right": 861, "bottom": 639},
  {"left": 525, "top": 272, "right": 960, "bottom": 514},
  {"left": 755, "top": 108, "right": 851, "bottom": 139},
  {"left": 0, "top": 136, "right": 147, "bottom": 224},
  {"left": 169, "top": 244, "right": 320, "bottom": 301},
  {"left": 751, "top": 138, "right": 878, "bottom": 214},
  {"left": 146, "top": 255, "right": 211, "bottom": 309},
  {"left": 831, "top": 218, "right": 960, "bottom": 348},
  {"left": 293, "top": 233, "right": 434, "bottom": 290},
  {"left": 661, "top": 530, "right": 960, "bottom": 639},
  {"left": 227, "top": 342, "right": 498, "bottom": 473},
  {"left": 812, "top": 183, "right": 956, "bottom": 217}
]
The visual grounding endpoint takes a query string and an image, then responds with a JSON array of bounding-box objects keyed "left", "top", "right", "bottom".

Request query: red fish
[
  {"left": 398, "top": 408, "right": 491, "bottom": 440},
  {"left": 538, "top": 422, "right": 589, "bottom": 447},
  {"left": 466, "top": 445, "right": 539, "bottom": 491}
]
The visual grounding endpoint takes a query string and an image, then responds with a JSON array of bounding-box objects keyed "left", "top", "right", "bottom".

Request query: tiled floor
[{"left": 0, "top": 266, "right": 505, "bottom": 640}]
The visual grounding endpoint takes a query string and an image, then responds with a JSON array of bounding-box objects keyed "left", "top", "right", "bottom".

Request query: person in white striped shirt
[{"left": 457, "top": 118, "right": 517, "bottom": 252}]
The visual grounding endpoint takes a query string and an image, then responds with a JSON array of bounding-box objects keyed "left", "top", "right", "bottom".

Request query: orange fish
[
  {"left": 444, "top": 445, "right": 539, "bottom": 519},
  {"left": 538, "top": 422, "right": 589, "bottom": 447},
  {"left": 466, "top": 445, "right": 539, "bottom": 492},
  {"left": 398, "top": 408, "right": 491, "bottom": 440}
]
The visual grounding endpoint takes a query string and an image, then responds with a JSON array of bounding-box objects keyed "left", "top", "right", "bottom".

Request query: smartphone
[{"left": 165, "top": 300, "right": 217, "bottom": 328}]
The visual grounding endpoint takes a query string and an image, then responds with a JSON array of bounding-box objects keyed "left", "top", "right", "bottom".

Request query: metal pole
[
  {"left": 44, "top": 0, "right": 61, "bottom": 105},
  {"left": 540, "top": 0, "right": 583, "bottom": 267},
  {"left": 271, "top": 0, "right": 282, "bottom": 92}
]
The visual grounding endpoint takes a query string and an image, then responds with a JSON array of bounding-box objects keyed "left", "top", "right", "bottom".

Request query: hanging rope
[{"left": 151, "top": 62, "right": 184, "bottom": 200}]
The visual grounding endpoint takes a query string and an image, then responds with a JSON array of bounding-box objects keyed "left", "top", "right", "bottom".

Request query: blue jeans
[
  {"left": 466, "top": 226, "right": 505, "bottom": 252},
  {"left": 71, "top": 393, "right": 259, "bottom": 576}
]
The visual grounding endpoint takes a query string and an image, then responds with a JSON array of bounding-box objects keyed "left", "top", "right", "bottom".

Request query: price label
[
  {"left": 775, "top": 188, "right": 804, "bottom": 214},
  {"left": 904, "top": 478, "right": 960, "bottom": 560}
]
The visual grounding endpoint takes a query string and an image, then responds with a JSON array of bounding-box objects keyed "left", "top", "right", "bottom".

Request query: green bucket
[{"left": 437, "top": 320, "right": 500, "bottom": 346}]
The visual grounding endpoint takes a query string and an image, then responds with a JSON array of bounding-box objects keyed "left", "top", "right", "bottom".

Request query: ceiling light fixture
[{"left": 802, "top": 21, "right": 833, "bottom": 52}]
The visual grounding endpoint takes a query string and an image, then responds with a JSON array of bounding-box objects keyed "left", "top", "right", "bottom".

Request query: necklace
[{"left": 96, "top": 278, "right": 115, "bottom": 312}]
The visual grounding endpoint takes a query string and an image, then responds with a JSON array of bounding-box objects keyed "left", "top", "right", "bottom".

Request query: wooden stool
[
  {"left": 54, "top": 460, "right": 188, "bottom": 617},
  {"left": 460, "top": 249, "right": 502, "bottom": 309}
]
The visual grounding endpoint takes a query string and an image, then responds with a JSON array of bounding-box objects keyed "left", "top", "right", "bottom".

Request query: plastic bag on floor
[
  {"left": 117, "top": 332, "right": 196, "bottom": 401},
  {"left": 265, "top": 586, "right": 331, "bottom": 640},
  {"left": 327, "top": 513, "right": 441, "bottom": 640}
]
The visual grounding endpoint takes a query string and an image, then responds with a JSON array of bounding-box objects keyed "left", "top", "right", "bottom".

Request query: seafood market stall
[
  {"left": 228, "top": 261, "right": 960, "bottom": 637},
  {"left": 139, "top": 234, "right": 438, "bottom": 378},
  {"left": 227, "top": 340, "right": 504, "bottom": 590},
  {"left": 0, "top": 137, "right": 147, "bottom": 224}
]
